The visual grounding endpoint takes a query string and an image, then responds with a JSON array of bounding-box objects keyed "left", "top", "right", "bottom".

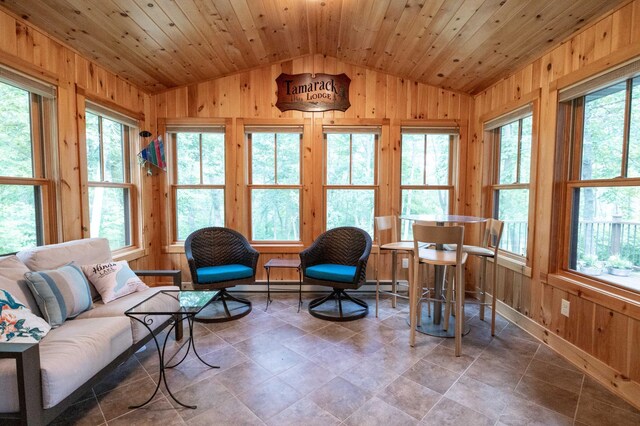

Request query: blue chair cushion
[
  {"left": 306, "top": 264, "right": 356, "bottom": 283},
  {"left": 196, "top": 264, "right": 254, "bottom": 283}
]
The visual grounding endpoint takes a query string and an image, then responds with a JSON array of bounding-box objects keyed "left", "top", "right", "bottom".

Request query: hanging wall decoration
[
  {"left": 275, "top": 73, "right": 351, "bottom": 113},
  {"left": 137, "top": 131, "right": 166, "bottom": 175}
]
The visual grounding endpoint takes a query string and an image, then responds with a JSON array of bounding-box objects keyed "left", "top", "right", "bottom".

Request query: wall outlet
[
  {"left": 561, "top": 299, "right": 570, "bottom": 317},
  {"left": 402, "top": 258, "right": 409, "bottom": 269}
]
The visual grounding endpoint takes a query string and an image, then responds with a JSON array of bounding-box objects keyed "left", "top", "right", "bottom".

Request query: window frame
[
  {"left": 481, "top": 93, "right": 539, "bottom": 269},
  {"left": 0, "top": 74, "right": 56, "bottom": 255},
  {"left": 246, "top": 128, "right": 303, "bottom": 243},
  {"left": 83, "top": 107, "right": 136, "bottom": 252},
  {"left": 322, "top": 127, "right": 380, "bottom": 236},
  {"left": 399, "top": 129, "right": 457, "bottom": 240},
  {"left": 557, "top": 76, "right": 640, "bottom": 292}
]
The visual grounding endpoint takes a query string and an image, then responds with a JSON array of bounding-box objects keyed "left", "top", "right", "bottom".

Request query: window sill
[
  {"left": 489, "top": 255, "right": 532, "bottom": 278},
  {"left": 112, "top": 247, "right": 147, "bottom": 262},
  {"left": 547, "top": 272, "right": 640, "bottom": 319}
]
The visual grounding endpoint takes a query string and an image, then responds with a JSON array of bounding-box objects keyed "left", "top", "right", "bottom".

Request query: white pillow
[
  {"left": 0, "top": 289, "right": 51, "bottom": 343},
  {"left": 81, "top": 261, "right": 148, "bottom": 303}
]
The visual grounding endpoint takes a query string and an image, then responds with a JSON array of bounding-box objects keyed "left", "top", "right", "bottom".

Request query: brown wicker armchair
[
  {"left": 185, "top": 227, "right": 259, "bottom": 322},
  {"left": 300, "top": 227, "right": 372, "bottom": 321}
]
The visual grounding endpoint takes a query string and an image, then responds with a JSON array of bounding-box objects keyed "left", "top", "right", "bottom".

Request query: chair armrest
[
  {"left": 0, "top": 343, "right": 43, "bottom": 425},
  {"left": 133, "top": 270, "right": 182, "bottom": 289}
]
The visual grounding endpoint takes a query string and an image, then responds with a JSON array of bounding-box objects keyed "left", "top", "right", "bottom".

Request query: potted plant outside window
[
  {"left": 578, "top": 254, "right": 603, "bottom": 276},
  {"left": 606, "top": 255, "right": 633, "bottom": 277}
]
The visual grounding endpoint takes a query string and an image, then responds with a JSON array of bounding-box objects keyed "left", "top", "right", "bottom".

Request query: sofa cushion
[
  {"left": 24, "top": 263, "right": 93, "bottom": 327},
  {"left": 196, "top": 264, "right": 253, "bottom": 283},
  {"left": 76, "top": 286, "right": 179, "bottom": 344},
  {"left": 17, "top": 238, "right": 112, "bottom": 300},
  {"left": 0, "top": 255, "right": 40, "bottom": 313},
  {"left": 81, "top": 261, "right": 148, "bottom": 303},
  {"left": 0, "top": 289, "right": 51, "bottom": 342},
  {"left": 0, "top": 316, "right": 132, "bottom": 412},
  {"left": 306, "top": 264, "right": 356, "bottom": 283}
]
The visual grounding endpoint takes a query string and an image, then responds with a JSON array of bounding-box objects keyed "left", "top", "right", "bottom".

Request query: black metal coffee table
[{"left": 125, "top": 290, "right": 219, "bottom": 409}]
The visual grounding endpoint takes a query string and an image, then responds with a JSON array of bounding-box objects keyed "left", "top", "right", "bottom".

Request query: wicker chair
[
  {"left": 185, "top": 227, "right": 259, "bottom": 322},
  {"left": 300, "top": 227, "right": 372, "bottom": 321}
]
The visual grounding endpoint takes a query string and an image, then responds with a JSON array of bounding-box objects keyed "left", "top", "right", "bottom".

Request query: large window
[
  {"left": 561, "top": 76, "right": 640, "bottom": 290},
  {"left": 248, "top": 130, "right": 301, "bottom": 242},
  {"left": 85, "top": 108, "right": 135, "bottom": 250},
  {"left": 324, "top": 130, "right": 378, "bottom": 236},
  {"left": 170, "top": 129, "right": 225, "bottom": 241},
  {"left": 0, "top": 75, "right": 55, "bottom": 254},
  {"left": 400, "top": 130, "right": 456, "bottom": 240},
  {"left": 489, "top": 114, "right": 533, "bottom": 257}
]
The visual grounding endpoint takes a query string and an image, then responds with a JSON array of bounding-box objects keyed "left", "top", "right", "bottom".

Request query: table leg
[
  {"left": 297, "top": 266, "right": 302, "bottom": 313},
  {"left": 265, "top": 266, "right": 271, "bottom": 311},
  {"left": 391, "top": 250, "right": 398, "bottom": 308}
]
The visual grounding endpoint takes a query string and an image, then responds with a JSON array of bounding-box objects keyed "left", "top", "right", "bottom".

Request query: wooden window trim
[
  {"left": 247, "top": 131, "right": 303, "bottom": 243},
  {"left": 554, "top": 76, "right": 640, "bottom": 295}
]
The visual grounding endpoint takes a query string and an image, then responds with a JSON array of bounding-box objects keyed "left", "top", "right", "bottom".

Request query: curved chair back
[
  {"left": 300, "top": 226, "right": 372, "bottom": 287},
  {"left": 185, "top": 227, "right": 259, "bottom": 285}
]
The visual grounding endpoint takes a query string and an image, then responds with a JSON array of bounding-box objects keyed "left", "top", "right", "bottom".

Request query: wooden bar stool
[
  {"left": 410, "top": 223, "right": 467, "bottom": 356},
  {"left": 374, "top": 216, "right": 414, "bottom": 317}
]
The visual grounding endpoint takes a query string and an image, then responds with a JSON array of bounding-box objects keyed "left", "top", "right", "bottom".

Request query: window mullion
[
  {"left": 274, "top": 134, "right": 278, "bottom": 185},
  {"left": 621, "top": 79, "right": 632, "bottom": 178},
  {"left": 98, "top": 117, "right": 105, "bottom": 182},
  {"left": 423, "top": 136, "right": 428, "bottom": 185},
  {"left": 516, "top": 119, "right": 523, "bottom": 184},
  {"left": 349, "top": 134, "right": 353, "bottom": 185},
  {"left": 199, "top": 133, "right": 204, "bottom": 185}
]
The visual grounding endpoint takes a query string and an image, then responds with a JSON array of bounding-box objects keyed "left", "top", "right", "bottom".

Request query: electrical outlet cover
[{"left": 561, "top": 299, "right": 570, "bottom": 317}]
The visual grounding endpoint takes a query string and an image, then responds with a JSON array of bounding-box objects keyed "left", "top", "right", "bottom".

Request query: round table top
[{"left": 400, "top": 214, "right": 487, "bottom": 224}]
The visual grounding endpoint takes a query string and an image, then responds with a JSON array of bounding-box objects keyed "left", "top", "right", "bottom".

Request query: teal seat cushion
[
  {"left": 306, "top": 264, "right": 356, "bottom": 283},
  {"left": 196, "top": 264, "right": 253, "bottom": 283}
]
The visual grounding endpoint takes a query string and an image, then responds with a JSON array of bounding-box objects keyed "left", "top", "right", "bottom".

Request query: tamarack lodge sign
[{"left": 276, "top": 73, "right": 351, "bottom": 113}]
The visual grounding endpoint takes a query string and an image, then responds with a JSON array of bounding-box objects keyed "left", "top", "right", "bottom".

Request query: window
[
  {"left": 324, "top": 129, "right": 378, "bottom": 236},
  {"left": 248, "top": 130, "right": 301, "bottom": 241},
  {"left": 488, "top": 114, "right": 533, "bottom": 257},
  {"left": 170, "top": 129, "right": 225, "bottom": 241},
  {"left": 85, "top": 108, "right": 135, "bottom": 250},
  {"left": 0, "top": 73, "right": 55, "bottom": 254},
  {"left": 561, "top": 76, "right": 640, "bottom": 290},
  {"left": 400, "top": 130, "right": 456, "bottom": 240}
]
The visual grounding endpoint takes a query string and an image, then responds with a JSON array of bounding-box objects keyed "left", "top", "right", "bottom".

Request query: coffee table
[
  {"left": 264, "top": 259, "right": 302, "bottom": 312},
  {"left": 125, "top": 290, "right": 219, "bottom": 409}
]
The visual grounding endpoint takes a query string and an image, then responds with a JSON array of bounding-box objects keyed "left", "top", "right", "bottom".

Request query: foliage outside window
[
  {"left": 400, "top": 131, "right": 455, "bottom": 240},
  {"left": 490, "top": 116, "right": 532, "bottom": 257},
  {"left": 248, "top": 131, "right": 301, "bottom": 241},
  {"left": 324, "top": 131, "right": 377, "bottom": 237},
  {"left": 85, "top": 111, "right": 134, "bottom": 250},
  {"left": 171, "top": 131, "right": 225, "bottom": 240},
  {"left": 0, "top": 80, "right": 53, "bottom": 254},
  {"left": 564, "top": 77, "right": 640, "bottom": 291}
]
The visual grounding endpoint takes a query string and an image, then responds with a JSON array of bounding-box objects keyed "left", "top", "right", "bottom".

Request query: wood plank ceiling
[{"left": 0, "top": 0, "right": 628, "bottom": 94}]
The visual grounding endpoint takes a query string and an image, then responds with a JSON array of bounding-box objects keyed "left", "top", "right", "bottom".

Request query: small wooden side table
[{"left": 264, "top": 258, "right": 302, "bottom": 312}]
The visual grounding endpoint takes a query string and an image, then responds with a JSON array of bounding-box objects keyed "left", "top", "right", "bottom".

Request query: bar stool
[
  {"left": 374, "top": 216, "right": 414, "bottom": 317},
  {"left": 460, "top": 218, "right": 504, "bottom": 335},
  {"left": 410, "top": 223, "right": 467, "bottom": 356}
]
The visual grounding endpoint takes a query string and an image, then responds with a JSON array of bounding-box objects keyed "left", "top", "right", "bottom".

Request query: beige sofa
[{"left": 0, "top": 238, "right": 182, "bottom": 425}]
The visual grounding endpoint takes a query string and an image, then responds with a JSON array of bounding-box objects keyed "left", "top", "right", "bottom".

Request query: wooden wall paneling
[
  {"left": 74, "top": 91, "right": 90, "bottom": 239},
  {"left": 566, "top": 293, "right": 595, "bottom": 354},
  {"left": 629, "top": 318, "right": 640, "bottom": 382},
  {"left": 594, "top": 305, "right": 629, "bottom": 374}
]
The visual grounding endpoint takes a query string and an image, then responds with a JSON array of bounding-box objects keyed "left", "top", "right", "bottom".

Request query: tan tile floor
[{"left": 50, "top": 293, "right": 640, "bottom": 425}]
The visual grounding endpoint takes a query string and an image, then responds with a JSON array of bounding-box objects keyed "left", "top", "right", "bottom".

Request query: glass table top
[{"left": 125, "top": 290, "right": 219, "bottom": 316}]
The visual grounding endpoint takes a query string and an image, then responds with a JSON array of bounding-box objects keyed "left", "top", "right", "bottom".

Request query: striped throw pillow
[{"left": 24, "top": 263, "right": 93, "bottom": 327}]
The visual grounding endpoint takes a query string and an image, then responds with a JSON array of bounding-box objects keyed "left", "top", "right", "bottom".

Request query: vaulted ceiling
[{"left": 0, "top": 0, "right": 628, "bottom": 94}]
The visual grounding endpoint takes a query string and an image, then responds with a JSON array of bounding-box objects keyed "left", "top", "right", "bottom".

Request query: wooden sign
[{"left": 276, "top": 73, "right": 351, "bottom": 112}]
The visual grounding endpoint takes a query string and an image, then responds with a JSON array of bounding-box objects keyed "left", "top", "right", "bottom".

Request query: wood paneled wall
[
  {"left": 0, "top": 8, "right": 157, "bottom": 272},
  {"left": 153, "top": 54, "right": 472, "bottom": 283},
  {"left": 469, "top": 0, "right": 640, "bottom": 407}
]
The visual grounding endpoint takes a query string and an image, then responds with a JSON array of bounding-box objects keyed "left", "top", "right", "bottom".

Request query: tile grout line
[{"left": 573, "top": 374, "right": 586, "bottom": 424}]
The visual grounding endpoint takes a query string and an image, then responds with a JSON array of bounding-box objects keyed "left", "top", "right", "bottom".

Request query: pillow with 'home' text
[{"left": 81, "top": 261, "right": 148, "bottom": 303}]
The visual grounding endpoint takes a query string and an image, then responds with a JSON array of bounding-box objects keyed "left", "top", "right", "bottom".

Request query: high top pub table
[{"left": 400, "top": 214, "right": 487, "bottom": 337}]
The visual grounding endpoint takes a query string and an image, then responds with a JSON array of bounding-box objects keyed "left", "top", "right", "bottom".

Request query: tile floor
[{"left": 51, "top": 293, "right": 640, "bottom": 425}]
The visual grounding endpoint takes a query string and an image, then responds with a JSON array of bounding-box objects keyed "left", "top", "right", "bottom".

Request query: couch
[{"left": 0, "top": 238, "right": 182, "bottom": 425}]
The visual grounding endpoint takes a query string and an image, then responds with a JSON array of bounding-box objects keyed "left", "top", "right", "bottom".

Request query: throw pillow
[
  {"left": 81, "top": 261, "right": 148, "bottom": 304},
  {"left": 24, "top": 263, "right": 93, "bottom": 327},
  {"left": 0, "top": 289, "right": 51, "bottom": 342}
]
